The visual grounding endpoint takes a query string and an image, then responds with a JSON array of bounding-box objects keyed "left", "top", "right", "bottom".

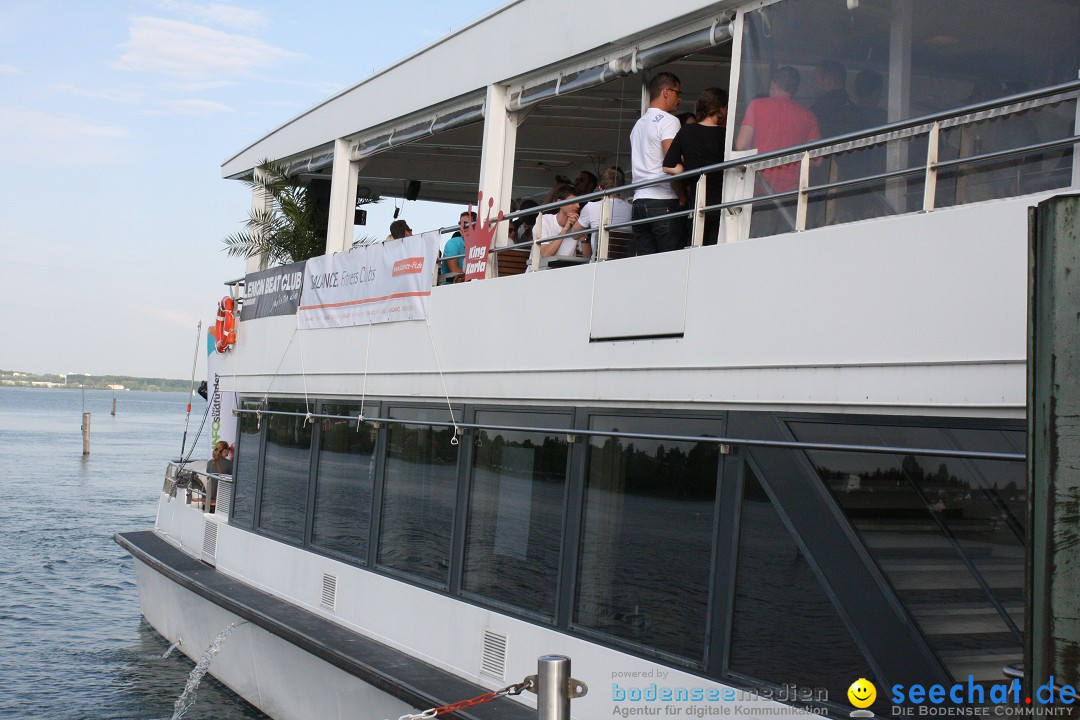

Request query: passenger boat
[{"left": 116, "top": 0, "right": 1080, "bottom": 717}]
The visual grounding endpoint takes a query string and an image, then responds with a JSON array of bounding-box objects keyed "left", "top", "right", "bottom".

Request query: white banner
[
  {"left": 206, "top": 330, "right": 237, "bottom": 460},
  {"left": 297, "top": 232, "right": 439, "bottom": 329}
]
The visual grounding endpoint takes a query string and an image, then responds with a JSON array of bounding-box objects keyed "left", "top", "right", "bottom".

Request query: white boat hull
[{"left": 132, "top": 557, "right": 420, "bottom": 720}]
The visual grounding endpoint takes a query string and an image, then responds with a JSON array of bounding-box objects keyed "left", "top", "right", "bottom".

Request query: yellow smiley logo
[{"left": 847, "top": 678, "right": 876, "bottom": 709}]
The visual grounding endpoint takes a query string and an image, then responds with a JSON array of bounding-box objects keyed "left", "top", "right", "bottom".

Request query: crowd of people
[{"left": 396, "top": 60, "right": 893, "bottom": 273}]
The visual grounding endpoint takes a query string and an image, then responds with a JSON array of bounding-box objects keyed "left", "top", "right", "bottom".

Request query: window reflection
[
  {"left": 729, "top": 463, "right": 880, "bottom": 711},
  {"left": 574, "top": 415, "right": 719, "bottom": 659},
  {"left": 787, "top": 420, "right": 1025, "bottom": 683},
  {"left": 310, "top": 404, "right": 378, "bottom": 562},
  {"left": 258, "top": 401, "right": 312, "bottom": 543},
  {"left": 736, "top": 0, "right": 1077, "bottom": 232},
  {"left": 377, "top": 406, "right": 459, "bottom": 585},
  {"left": 462, "top": 411, "right": 570, "bottom": 618},
  {"left": 230, "top": 400, "right": 262, "bottom": 530}
]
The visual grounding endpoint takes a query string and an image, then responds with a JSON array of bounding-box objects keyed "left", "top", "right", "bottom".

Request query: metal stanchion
[{"left": 535, "top": 655, "right": 587, "bottom": 720}]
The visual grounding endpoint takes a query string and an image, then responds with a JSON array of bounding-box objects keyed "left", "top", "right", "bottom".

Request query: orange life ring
[{"left": 214, "top": 296, "right": 236, "bottom": 353}]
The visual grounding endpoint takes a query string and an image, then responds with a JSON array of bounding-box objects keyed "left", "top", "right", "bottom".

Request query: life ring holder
[{"left": 214, "top": 296, "right": 237, "bottom": 353}]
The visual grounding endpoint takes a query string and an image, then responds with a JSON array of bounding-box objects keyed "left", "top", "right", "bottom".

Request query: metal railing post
[
  {"left": 924, "top": 120, "right": 941, "bottom": 211},
  {"left": 690, "top": 174, "right": 707, "bottom": 246},
  {"left": 597, "top": 196, "right": 613, "bottom": 261},
  {"left": 796, "top": 151, "right": 811, "bottom": 231},
  {"left": 536, "top": 655, "right": 570, "bottom": 720}
]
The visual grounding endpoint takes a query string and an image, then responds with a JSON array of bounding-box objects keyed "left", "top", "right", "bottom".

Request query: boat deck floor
[{"left": 115, "top": 530, "right": 533, "bottom": 720}]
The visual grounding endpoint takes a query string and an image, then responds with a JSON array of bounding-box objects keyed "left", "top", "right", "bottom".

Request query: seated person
[
  {"left": 542, "top": 175, "right": 573, "bottom": 206},
  {"left": 389, "top": 219, "right": 412, "bottom": 239},
  {"left": 206, "top": 441, "right": 233, "bottom": 475},
  {"left": 574, "top": 170, "right": 598, "bottom": 196},
  {"left": 441, "top": 210, "right": 477, "bottom": 277},
  {"left": 571, "top": 166, "right": 632, "bottom": 258},
  {"left": 529, "top": 184, "right": 582, "bottom": 268},
  {"left": 517, "top": 199, "right": 539, "bottom": 247}
]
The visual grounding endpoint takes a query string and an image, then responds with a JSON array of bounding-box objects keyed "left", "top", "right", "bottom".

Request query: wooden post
[
  {"left": 1027, "top": 193, "right": 1080, "bottom": 699},
  {"left": 81, "top": 412, "right": 91, "bottom": 455}
]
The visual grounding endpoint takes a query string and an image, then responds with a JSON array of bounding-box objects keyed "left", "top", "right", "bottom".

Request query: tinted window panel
[
  {"left": 737, "top": 0, "right": 1077, "bottom": 232},
  {"left": 377, "top": 407, "right": 459, "bottom": 585},
  {"left": 258, "top": 402, "right": 312, "bottom": 543},
  {"left": 230, "top": 400, "right": 261, "bottom": 529},
  {"left": 462, "top": 410, "right": 569, "bottom": 618},
  {"left": 787, "top": 420, "right": 1024, "bottom": 683},
  {"left": 729, "top": 463, "right": 880, "bottom": 711},
  {"left": 310, "top": 403, "right": 378, "bottom": 562},
  {"left": 574, "top": 415, "right": 719, "bottom": 660}
]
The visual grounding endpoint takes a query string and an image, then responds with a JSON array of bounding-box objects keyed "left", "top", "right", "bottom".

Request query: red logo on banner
[
  {"left": 463, "top": 192, "right": 504, "bottom": 282},
  {"left": 392, "top": 257, "right": 425, "bottom": 276}
]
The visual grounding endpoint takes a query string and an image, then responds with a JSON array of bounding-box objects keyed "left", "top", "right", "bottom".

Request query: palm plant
[{"left": 223, "top": 160, "right": 381, "bottom": 266}]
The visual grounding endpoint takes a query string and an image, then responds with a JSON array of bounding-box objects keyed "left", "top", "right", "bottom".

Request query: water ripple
[{"left": 0, "top": 388, "right": 267, "bottom": 720}]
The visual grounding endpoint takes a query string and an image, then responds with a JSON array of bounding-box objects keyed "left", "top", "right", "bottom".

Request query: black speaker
[{"left": 405, "top": 180, "right": 422, "bottom": 201}]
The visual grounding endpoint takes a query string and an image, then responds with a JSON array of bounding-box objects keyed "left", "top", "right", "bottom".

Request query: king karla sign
[{"left": 297, "top": 232, "right": 440, "bottom": 329}]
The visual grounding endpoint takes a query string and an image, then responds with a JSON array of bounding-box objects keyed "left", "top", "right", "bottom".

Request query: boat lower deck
[{"left": 114, "top": 530, "right": 533, "bottom": 720}]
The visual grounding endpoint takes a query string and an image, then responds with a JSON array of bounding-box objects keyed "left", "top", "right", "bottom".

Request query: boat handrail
[
  {"left": 230, "top": 407, "right": 1024, "bottom": 462},
  {"left": 164, "top": 461, "right": 220, "bottom": 511},
  {"left": 462, "top": 78, "right": 1079, "bottom": 268},
  {"left": 495, "top": 78, "right": 1080, "bottom": 224}
]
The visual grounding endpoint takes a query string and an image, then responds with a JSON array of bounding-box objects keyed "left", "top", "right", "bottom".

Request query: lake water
[{"left": 0, "top": 387, "right": 266, "bottom": 720}]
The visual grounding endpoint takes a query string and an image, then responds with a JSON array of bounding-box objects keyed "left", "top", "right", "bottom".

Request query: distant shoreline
[{"left": 1, "top": 371, "right": 190, "bottom": 393}]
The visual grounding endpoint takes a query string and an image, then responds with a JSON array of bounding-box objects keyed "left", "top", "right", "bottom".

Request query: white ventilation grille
[
  {"left": 321, "top": 573, "right": 337, "bottom": 611},
  {"left": 202, "top": 521, "right": 218, "bottom": 560},
  {"left": 480, "top": 629, "right": 507, "bottom": 680},
  {"left": 216, "top": 479, "right": 232, "bottom": 517}
]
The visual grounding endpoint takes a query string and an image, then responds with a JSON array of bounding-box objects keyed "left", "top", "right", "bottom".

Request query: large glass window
[
  {"left": 257, "top": 401, "right": 312, "bottom": 543},
  {"left": 736, "top": 0, "right": 1078, "bottom": 232},
  {"left": 377, "top": 406, "right": 460, "bottom": 585},
  {"left": 787, "top": 420, "right": 1025, "bottom": 684},
  {"left": 230, "top": 399, "right": 262, "bottom": 529},
  {"left": 729, "top": 463, "right": 879, "bottom": 710},
  {"left": 310, "top": 403, "right": 378, "bottom": 562},
  {"left": 574, "top": 415, "right": 720, "bottom": 660},
  {"left": 462, "top": 410, "right": 570, "bottom": 618}
]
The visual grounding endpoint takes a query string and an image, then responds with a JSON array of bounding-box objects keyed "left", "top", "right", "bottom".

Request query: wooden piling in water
[{"left": 82, "top": 412, "right": 91, "bottom": 455}]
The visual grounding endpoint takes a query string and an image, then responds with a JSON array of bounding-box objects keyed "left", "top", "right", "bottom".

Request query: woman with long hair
[{"left": 663, "top": 87, "right": 728, "bottom": 245}]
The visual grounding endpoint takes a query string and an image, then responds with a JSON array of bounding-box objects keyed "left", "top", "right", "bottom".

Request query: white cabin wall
[{"left": 219, "top": 196, "right": 1036, "bottom": 415}]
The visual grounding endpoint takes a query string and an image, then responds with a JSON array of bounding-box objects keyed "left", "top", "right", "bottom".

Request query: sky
[{"left": 0, "top": 0, "right": 501, "bottom": 380}]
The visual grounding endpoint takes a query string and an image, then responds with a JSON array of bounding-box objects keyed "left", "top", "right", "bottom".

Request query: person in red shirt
[{"left": 736, "top": 66, "right": 820, "bottom": 236}]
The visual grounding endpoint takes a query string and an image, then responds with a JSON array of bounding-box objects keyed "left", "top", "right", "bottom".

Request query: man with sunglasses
[{"left": 630, "top": 72, "right": 686, "bottom": 255}]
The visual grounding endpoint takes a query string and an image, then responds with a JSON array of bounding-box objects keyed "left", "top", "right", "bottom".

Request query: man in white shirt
[
  {"left": 630, "top": 72, "right": 685, "bottom": 255},
  {"left": 571, "top": 166, "right": 632, "bottom": 260}
]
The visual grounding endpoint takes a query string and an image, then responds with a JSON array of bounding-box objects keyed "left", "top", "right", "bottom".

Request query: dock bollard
[{"left": 535, "top": 655, "right": 587, "bottom": 720}]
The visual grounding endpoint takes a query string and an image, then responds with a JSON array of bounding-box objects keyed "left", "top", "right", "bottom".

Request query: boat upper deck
[{"left": 214, "top": 0, "right": 1079, "bottom": 418}]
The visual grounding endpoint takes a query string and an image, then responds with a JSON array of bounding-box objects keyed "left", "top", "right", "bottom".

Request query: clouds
[
  {"left": 0, "top": 108, "right": 129, "bottom": 166},
  {"left": 158, "top": 98, "right": 233, "bottom": 114},
  {"left": 0, "top": 107, "right": 128, "bottom": 140},
  {"left": 150, "top": 0, "right": 268, "bottom": 31},
  {"left": 114, "top": 16, "right": 299, "bottom": 81}
]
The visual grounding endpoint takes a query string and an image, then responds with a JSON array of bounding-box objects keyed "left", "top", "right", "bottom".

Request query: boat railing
[
  {"left": 230, "top": 407, "right": 1025, "bottom": 463},
  {"left": 163, "top": 461, "right": 220, "bottom": 513},
  {"left": 444, "top": 78, "right": 1079, "bottom": 280}
]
